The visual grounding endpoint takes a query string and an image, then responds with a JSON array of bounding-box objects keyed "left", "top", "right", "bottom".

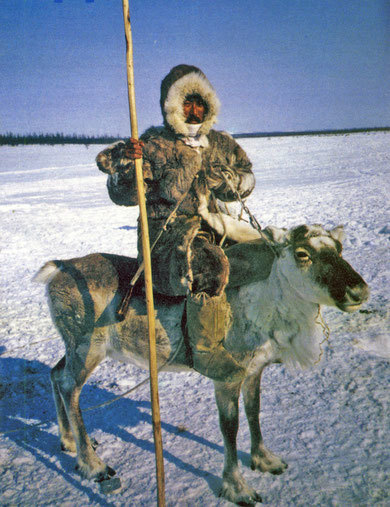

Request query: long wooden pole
[{"left": 121, "top": 2, "right": 165, "bottom": 505}]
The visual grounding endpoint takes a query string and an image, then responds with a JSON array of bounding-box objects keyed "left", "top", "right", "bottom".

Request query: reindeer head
[{"left": 266, "top": 224, "right": 370, "bottom": 312}]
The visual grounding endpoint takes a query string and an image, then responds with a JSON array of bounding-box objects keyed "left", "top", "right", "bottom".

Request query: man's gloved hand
[
  {"left": 124, "top": 138, "right": 144, "bottom": 160},
  {"left": 220, "top": 167, "right": 240, "bottom": 191}
]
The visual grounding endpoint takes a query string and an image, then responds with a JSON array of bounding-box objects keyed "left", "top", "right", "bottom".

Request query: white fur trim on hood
[{"left": 163, "top": 71, "right": 220, "bottom": 136}]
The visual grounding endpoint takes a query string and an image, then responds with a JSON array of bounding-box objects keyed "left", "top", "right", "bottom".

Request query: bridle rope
[
  {"left": 221, "top": 172, "right": 263, "bottom": 232},
  {"left": 314, "top": 305, "right": 331, "bottom": 364},
  {"left": 220, "top": 172, "right": 280, "bottom": 256}
]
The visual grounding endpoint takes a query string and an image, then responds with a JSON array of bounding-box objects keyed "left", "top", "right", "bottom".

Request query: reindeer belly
[{"left": 106, "top": 297, "right": 190, "bottom": 372}]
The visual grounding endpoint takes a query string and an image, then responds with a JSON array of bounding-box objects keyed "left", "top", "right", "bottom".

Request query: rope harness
[
  {"left": 220, "top": 172, "right": 263, "bottom": 232},
  {"left": 314, "top": 305, "right": 331, "bottom": 365},
  {"left": 220, "top": 172, "right": 280, "bottom": 256}
]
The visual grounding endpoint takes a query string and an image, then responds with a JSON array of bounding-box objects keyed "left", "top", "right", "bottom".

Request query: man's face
[{"left": 183, "top": 94, "right": 206, "bottom": 124}]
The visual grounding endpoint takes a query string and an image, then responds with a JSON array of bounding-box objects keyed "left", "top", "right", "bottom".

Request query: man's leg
[
  {"left": 186, "top": 291, "right": 246, "bottom": 382},
  {"left": 186, "top": 236, "right": 246, "bottom": 382}
]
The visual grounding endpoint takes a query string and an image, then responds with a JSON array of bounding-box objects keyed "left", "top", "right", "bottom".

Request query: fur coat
[{"left": 96, "top": 65, "right": 255, "bottom": 296}]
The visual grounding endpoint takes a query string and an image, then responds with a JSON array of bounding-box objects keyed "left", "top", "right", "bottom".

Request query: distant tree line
[
  {"left": 1, "top": 127, "right": 389, "bottom": 146},
  {"left": 0, "top": 132, "right": 122, "bottom": 146},
  {"left": 234, "top": 126, "right": 390, "bottom": 139}
]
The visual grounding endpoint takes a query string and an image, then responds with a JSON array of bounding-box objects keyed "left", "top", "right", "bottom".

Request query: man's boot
[{"left": 186, "top": 292, "right": 246, "bottom": 382}]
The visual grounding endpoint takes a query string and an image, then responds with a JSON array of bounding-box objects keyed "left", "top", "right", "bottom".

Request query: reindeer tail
[{"left": 33, "top": 261, "right": 61, "bottom": 284}]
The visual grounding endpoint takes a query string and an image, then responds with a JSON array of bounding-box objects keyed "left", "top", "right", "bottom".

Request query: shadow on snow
[{"left": 0, "top": 356, "right": 249, "bottom": 499}]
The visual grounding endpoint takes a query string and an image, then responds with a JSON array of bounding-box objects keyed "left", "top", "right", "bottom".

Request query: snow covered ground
[{"left": 0, "top": 132, "right": 389, "bottom": 506}]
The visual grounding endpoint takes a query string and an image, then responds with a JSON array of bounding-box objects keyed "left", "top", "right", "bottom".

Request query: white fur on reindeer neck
[{"left": 226, "top": 237, "right": 326, "bottom": 371}]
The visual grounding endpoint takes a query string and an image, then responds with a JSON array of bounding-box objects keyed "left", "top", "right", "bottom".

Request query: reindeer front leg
[
  {"left": 242, "top": 368, "right": 288, "bottom": 475},
  {"left": 214, "top": 380, "right": 262, "bottom": 505}
]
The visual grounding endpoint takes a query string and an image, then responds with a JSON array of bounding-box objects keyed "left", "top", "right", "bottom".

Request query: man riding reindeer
[{"left": 96, "top": 64, "right": 255, "bottom": 382}]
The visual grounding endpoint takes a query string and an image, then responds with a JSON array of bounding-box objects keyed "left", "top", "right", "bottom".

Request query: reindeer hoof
[
  {"left": 250, "top": 450, "right": 288, "bottom": 475},
  {"left": 240, "top": 495, "right": 262, "bottom": 506},
  {"left": 220, "top": 492, "right": 262, "bottom": 506},
  {"left": 95, "top": 465, "right": 117, "bottom": 482},
  {"left": 235, "top": 491, "right": 262, "bottom": 506},
  {"left": 90, "top": 437, "right": 99, "bottom": 450},
  {"left": 219, "top": 476, "right": 262, "bottom": 505},
  {"left": 61, "top": 442, "right": 76, "bottom": 453},
  {"left": 60, "top": 438, "right": 77, "bottom": 454},
  {"left": 96, "top": 466, "right": 121, "bottom": 494},
  {"left": 270, "top": 462, "right": 288, "bottom": 475},
  {"left": 99, "top": 476, "right": 122, "bottom": 495}
]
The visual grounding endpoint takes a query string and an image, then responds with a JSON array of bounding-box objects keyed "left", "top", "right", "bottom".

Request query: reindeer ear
[
  {"left": 262, "top": 226, "right": 290, "bottom": 245},
  {"left": 329, "top": 225, "right": 345, "bottom": 243}
]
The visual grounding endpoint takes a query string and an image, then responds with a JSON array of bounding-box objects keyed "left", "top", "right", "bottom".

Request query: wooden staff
[{"left": 121, "top": 2, "right": 166, "bottom": 505}]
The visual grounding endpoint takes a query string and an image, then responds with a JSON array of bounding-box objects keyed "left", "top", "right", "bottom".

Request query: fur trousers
[{"left": 137, "top": 215, "right": 229, "bottom": 297}]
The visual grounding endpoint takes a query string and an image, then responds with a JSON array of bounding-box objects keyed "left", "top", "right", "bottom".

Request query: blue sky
[{"left": 1, "top": 0, "right": 389, "bottom": 135}]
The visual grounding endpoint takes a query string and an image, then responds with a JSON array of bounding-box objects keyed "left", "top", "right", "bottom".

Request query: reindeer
[{"left": 34, "top": 215, "right": 369, "bottom": 505}]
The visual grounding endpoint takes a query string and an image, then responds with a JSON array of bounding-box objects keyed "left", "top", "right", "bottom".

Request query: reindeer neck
[{"left": 226, "top": 259, "right": 322, "bottom": 368}]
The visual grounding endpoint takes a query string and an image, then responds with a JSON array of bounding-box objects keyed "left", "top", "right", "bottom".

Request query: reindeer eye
[{"left": 295, "top": 249, "right": 311, "bottom": 262}]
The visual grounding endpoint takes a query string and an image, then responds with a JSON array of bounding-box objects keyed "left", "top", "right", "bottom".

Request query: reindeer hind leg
[
  {"left": 55, "top": 339, "right": 115, "bottom": 481},
  {"left": 51, "top": 355, "right": 77, "bottom": 453}
]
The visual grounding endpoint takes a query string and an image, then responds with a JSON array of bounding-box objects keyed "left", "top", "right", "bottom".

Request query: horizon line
[{"left": 0, "top": 126, "right": 389, "bottom": 145}]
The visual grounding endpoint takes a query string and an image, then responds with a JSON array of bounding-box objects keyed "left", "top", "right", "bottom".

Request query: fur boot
[{"left": 186, "top": 292, "right": 246, "bottom": 382}]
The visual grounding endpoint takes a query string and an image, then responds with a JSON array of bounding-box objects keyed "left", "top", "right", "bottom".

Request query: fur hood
[{"left": 160, "top": 64, "right": 220, "bottom": 137}]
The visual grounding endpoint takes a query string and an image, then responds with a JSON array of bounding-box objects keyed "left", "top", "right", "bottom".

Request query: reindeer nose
[{"left": 346, "top": 283, "right": 370, "bottom": 304}]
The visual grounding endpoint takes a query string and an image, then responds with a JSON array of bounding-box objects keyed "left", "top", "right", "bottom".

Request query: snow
[{"left": 1, "top": 132, "right": 389, "bottom": 506}]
